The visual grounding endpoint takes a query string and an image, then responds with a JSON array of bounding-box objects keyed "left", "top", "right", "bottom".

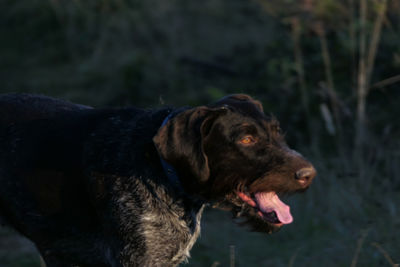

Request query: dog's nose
[{"left": 295, "top": 167, "right": 316, "bottom": 186}]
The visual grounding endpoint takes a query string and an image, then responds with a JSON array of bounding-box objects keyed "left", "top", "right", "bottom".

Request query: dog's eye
[{"left": 239, "top": 136, "right": 256, "bottom": 145}]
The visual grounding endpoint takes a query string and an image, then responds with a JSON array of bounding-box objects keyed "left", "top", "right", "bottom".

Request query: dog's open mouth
[{"left": 237, "top": 191, "right": 293, "bottom": 225}]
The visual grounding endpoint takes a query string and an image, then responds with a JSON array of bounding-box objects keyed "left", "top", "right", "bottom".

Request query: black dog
[{"left": 0, "top": 93, "right": 316, "bottom": 266}]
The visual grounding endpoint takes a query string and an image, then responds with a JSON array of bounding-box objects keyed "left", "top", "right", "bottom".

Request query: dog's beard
[
  {"left": 212, "top": 195, "right": 283, "bottom": 234},
  {"left": 232, "top": 203, "right": 283, "bottom": 233}
]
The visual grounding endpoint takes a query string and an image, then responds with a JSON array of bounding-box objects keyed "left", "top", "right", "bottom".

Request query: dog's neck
[{"left": 150, "top": 110, "right": 207, "bottom": 264}]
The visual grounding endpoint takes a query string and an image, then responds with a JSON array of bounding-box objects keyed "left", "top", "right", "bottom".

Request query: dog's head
[{"left": 153, "top": 94, "right": 316, "bottom": 233}]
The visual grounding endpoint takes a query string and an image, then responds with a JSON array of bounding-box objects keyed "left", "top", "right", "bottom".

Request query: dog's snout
[{"left": 295, "top": 167, "right": 316, "bottom": 186}]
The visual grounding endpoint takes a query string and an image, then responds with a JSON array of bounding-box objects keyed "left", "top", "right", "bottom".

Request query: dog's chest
[{"left": 140, "top": 204, "right": 205, "bottom": 266}]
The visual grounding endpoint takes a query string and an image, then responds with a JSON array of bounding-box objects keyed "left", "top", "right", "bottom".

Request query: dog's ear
[{"left": 153, "top": 106, "right": 227, "bottom": 185}]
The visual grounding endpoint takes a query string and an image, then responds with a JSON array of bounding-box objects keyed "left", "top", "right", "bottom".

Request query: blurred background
[{"left": 1, "top": 0, "right": 399, "bottom": 266}]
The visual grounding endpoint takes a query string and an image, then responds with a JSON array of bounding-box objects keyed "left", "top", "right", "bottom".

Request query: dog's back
[{"left": 0, "top": 93, "right": 91, "bottom": 125}]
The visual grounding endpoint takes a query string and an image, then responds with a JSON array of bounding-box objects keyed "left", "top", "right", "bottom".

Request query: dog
[{"left": 0, "top": 93, "right": 316, "bottom": 266}]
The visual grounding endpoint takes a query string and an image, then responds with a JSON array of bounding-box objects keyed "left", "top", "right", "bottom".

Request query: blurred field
[{"left": 0, "top": 0, "right": 399, "bottom": 266}]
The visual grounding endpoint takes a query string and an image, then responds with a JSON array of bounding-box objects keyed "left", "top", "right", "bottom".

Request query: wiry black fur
[{"left": 0, "top": 93, "right": 315, "bottom": 266}]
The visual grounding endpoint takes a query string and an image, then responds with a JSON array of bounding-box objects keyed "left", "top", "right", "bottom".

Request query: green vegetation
[{"left": 0, "top": 0, "right": 399, "bottom": 266}]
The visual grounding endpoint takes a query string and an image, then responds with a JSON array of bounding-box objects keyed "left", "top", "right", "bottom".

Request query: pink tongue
[{"left": 254, "top": 192, "right": 293, "bottom": 224}]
